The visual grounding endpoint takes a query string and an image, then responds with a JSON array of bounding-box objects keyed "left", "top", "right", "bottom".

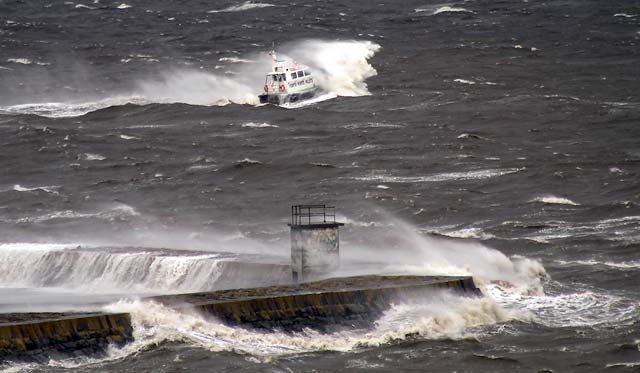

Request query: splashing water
[
  {"left": 102, "top": 289, "right": 521, "bottom": 358},
  {"left": 339, "top": 215, "right": 547, "bottom": 295},
  {"left": 0, "top": 39, "right": 380, "bottom": 117}
]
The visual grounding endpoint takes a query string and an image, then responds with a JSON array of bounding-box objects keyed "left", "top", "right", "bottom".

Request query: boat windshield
[{"left": 270, "top": 74, "right": 287, "bottom": 82}]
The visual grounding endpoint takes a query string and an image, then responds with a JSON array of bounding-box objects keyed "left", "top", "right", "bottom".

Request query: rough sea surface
[{"left": 1, "top": 0, "right": 639, "bottom": 371}]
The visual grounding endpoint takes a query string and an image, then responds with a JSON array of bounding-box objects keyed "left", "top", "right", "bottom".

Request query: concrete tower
[{"left": 289, "top": 205, "right": 344, "bottom": 282}]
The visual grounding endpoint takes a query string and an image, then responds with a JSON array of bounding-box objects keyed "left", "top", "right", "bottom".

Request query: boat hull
[{"left": 258, "top": 88, "right": 318, "bottom": 105}]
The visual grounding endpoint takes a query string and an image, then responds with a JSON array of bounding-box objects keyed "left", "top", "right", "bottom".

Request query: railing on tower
[{"left": 291, "top": 204, "right": 336, "bottom": 225}]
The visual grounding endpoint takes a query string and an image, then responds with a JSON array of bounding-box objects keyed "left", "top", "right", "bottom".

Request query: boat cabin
[{"left": 259, "top": 51, "right": 318, "bottom": 104}]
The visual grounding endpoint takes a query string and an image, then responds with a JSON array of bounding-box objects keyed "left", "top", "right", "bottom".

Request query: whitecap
[
  {"left": 555, "top": 259, "right": 640, "bottom": 269},
  {"left": 218, "top": 57, "right": 255, "bottom": 63},
  {"left": 416, "top": 5, "right": 474, "bottom": 15},
  {"left": 12, "top": 184, "right": 60, "bottom": 194},
  {"left": 6, "top": 58, "right": 32, "bottom": 65},
  {"left": 0, "top": 96, "right": 149, "bottom": 118},
  {"left": 119, "top": 134, "right": 139, "bottom": 140},
  {"left": 84, "top": 153, "right": 106, "bottom": 161},
  {"left": 433, "top": 6, "right": 473, "bottom": 14},
  {"left": 436, "top": 227, "right": 495, "bottom": 240},
  {"left": 530, "top": 195, "right": 579, "bottom": 206},
  {"left": 454, "top": 78, "right": 476, "bottom": 85},
  {"left": 241, "top": 122, "right": 278, "bottom": 128},
  {"left": 355, "top": 168, "right": 523, "bottom": 183},
  {"left": 614, "top": 13, "right": 637, "bottom": 18},
  {"left": 207, "top": 1, "right": 275, "bottom": 13},
  {"left": 117, "top": 3, "right": 131, "bottom": 9},
  {"left": 14, "top": 204, "right": 139, "bottom": 224}
]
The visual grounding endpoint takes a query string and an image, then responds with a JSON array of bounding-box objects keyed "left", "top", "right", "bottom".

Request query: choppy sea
[{"left": 0, "top": 0, "right": 639, "bottom": 371}]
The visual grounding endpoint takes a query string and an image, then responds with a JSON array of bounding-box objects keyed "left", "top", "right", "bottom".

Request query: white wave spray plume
[
  {"left": 102, "top": 289, "right": 523, "bottom": 358},
  {"left": 279, "top": 39, "right": 380, "bottom": 96},
  {"left": 338, "top": 213, "right": 547, "bottom": 295},
  {"left": 137, "top": 39, "right": 380, "bottom": 106},
  {"left": 1, "top": 39, "right": 380, "bottom": 117}
]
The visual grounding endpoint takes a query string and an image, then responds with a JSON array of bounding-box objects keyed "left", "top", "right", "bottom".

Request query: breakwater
[
  {"left": 0, "top": 275, "right": 480, "bottom": 359},
  {"left": 0, "top": 313, "right": 132, "bottom": 359}
]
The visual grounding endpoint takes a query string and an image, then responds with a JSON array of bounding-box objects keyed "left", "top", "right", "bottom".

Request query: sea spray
[
  {"left": 0, "top": 244, "right": 226, "bottom": 294},
  {"left": 279, "top": 39, "right": 380, "bottom": 96},
  {"left": 103, "top": 290, "right": 521, "bottom": 356},
  {"left": 339, "top": 214, "right": 547, "bottom": 295},
  {"left": 0, "top": 39, "right": 380, "bottom": 117},
  {"left": 137, "top": 39, "right": 380, "bottom": 106}
]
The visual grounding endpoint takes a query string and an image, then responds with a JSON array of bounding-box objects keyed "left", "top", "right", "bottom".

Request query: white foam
[
  {"left": 14, "top": 204, "right": 139, "bottom": 224},
  {"left": 84, "top": 153, "right": 106, "bottom": 161},
  {"left": 433, "top": 6, "right": 473, "bottom": 14},
  {"left": 6, "top": 58, "right": 32, "bottom": 65},
  {"left": 117, "top": 3, "right": 131, "bottom": 9},
  {"left": 241, "top": 122, "right": 278, "bottom": 128},
  {"left": 487, "top": 284, "right": 639, "bottom": 328},
  {"left": 218, "top": 57, "right": 255, "bottom": 63},
  {"left": 530, "top": 195, "right": 579, "bottom": 206},
  {"left": 614, "top": 13, "right": 637, "bottom": 18},
  {"left": 416, "top": 5, "right": 474, "bottom": 15},
  {"left": 279, "top": 92, "right": 338, "bottom": 109},
  {"left": 11, "top": 184, "right": 59, "bottom": 194},
  {"left": 556, "top": 259, "right": 640, "bottom": 269},
  {"left": 453, "top": 79, "right": 497, "bottom": 86},
  {"left": 525, "top": 215, "right": 640, "bottom": 243},
  {"left": 119, "top": 134, "right": 139, "bottom": 140},
  {"left": 454, "top": 78, "right": 476, "bottom": 85},
  {"left": 75, "top": 4, "right": 96, "bottom": 9},
  {"left": 207, "top": 1, "right": 275, "bottom": 13},
  {"left": 436, "top": 227, "right": 495, "bottom": 240},
  {"left": 355, "top": 168, "right": 523, "bottom": 183},
  {"left": 0, "top": 96, "right": 149, "bottom": 118},
  {"left": 101, "top": 290, "right": 518, "bottom": 357}
]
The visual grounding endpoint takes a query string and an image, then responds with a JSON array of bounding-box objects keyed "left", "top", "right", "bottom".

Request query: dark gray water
[{"left": 1, "top": 0, "right": 639, "bottom": 371}]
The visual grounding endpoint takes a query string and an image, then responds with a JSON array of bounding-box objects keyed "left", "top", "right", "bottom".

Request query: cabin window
[
  {"left": 280, "top": 74, "right": 286, "bottom": 81},
  {"left": 291, "top": 72, "right": 297, "bottom": 80},
  {"left": 304, "top": 70, "right": 310, "bottom": 76},
  {"left": 297, "top": 71, "right": 304, "bottom": 78},
  {"left": 272, "top": 75, "right": 277, "bottom": 82}
]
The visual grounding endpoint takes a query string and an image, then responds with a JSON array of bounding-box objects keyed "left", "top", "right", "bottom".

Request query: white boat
[{"left": 258, "top": 51, "right": 318, "bottom": 105}]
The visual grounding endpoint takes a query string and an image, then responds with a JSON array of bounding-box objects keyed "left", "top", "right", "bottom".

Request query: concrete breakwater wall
[
  {"left": 156, "top": 275, "right": 480, "bottom": 332},
  {"left": 0, "top": 313, "right": 132, "bottom": 358},
  {"left": 0, "top": 275, "right": 480, "bottom": 358}
]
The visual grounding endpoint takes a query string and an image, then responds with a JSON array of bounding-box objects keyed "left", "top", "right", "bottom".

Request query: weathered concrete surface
[
  {"left": 0, "top": 313, "right": 132, "bottom": 358},
  {"left": 0, "top": 275, "right": 480, "bottom": 358},
  {"left": 290, "top": 224, "right": 342, "bottom": 281}
]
